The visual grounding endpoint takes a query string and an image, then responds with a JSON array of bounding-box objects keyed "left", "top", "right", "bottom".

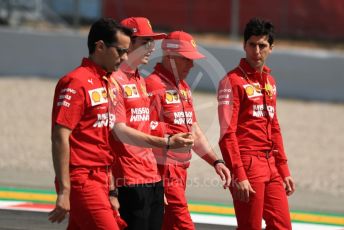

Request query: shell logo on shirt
[
  {"left": 165, "top": 90, "right": 180, "bottom": 104},
  {"left": 243, "top": 83, "right": 263, "bottom": 98},
  {"left": 88, "top": 87, "right": 108, "bottom": 106},
  {"left": 92, "top": 91, "right": 100, "bottom": 102},
  {"left": 123, "top": 84, "right": 140, "bottom": 98}
]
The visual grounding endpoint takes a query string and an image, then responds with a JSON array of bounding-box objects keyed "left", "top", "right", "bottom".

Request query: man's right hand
[
  {"left": 48, "top": 192, "right": 70, "bottom": 223},
  {"left": 233, "top": 179, "right": 256, "bottom": 203},
  {"left": 169, "top": 133, "right": 194, "bottom": 150}
]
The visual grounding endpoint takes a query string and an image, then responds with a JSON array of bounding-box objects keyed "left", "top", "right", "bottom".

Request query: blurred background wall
[
  {"left": 103, "top": 0, "right": 344, "bottom": 41},
  {"left": 1, "top": 0, "right": 344, "bottom": 101},
  {"left": 2, "top": 0, "right": 343, "bottom": 40}
]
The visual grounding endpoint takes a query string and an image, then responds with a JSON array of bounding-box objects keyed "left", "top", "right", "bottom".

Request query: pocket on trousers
[
  {"left": 241, "top": 155, "right": 254, "bottom": 172},
  {"left": 70, "top": 172, "right": 89, "bottom": 190}
]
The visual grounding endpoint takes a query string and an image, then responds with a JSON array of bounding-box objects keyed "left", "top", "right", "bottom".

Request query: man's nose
[{"left": 121, "top": 53, "right": 128, "bottom": 62}]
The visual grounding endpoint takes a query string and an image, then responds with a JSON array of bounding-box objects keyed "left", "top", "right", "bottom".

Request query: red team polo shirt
[
  {"left": 52, "top": 58, "right": 114, "bottom": 167},
  {"left": 218, "top": 58, "right": 290, "bottom": 182},
  {"left": 145, "top": 63, "right": 197, "bottom": 163},
  {"left": 109, "top": 65, "right": 161, "bottom": 186}
]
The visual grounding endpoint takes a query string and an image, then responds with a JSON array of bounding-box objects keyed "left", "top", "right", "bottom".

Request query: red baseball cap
[
  {"left": 161, "top": 31, "right": 205, "bottom": 60},
  {"left": 120, "top": 17, "right": 166, "bottom": 40}
]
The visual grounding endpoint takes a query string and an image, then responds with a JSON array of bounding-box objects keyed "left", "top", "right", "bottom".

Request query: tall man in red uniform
[
  {"left": 218, "top": 18, "right": 296, "bottom": 230},
  {"left": 49, "top": 18, "right": 132, "bottom": 229},
  {"left": 108, "top": 18, "right": 194, "bottom": 230},
  {"left": 145, "top": 31, "right": 231, "bottom": 230}
]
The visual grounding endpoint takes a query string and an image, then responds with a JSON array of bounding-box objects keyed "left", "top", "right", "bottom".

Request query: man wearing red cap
[
  {"left": 49, "top": 18, "right": 131, "bottom": 230},
  {"left": 145, "top": 31, "right": 231, "bottom": 230},
  {"left": 218, "top": 18, "right": 295, "bottom": 229},
  {"left": 108, "top": 18, "right": 193, "bottom": 230}
]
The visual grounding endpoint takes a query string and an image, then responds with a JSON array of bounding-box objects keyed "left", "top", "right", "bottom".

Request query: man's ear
[
  {"left": 95, "top": 40, "right": 106, "bottom": 53},
  {"left": 269, "top": 43, "right": 274, "bottom": 53}
]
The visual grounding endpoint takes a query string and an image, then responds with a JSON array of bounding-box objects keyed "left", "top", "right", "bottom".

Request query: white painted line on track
[
  {"left": 191, "top": 213, "right": 344, "bottom": 230},
  {"left": 1, "top": 201, "right": 343, "bottom": 229}
]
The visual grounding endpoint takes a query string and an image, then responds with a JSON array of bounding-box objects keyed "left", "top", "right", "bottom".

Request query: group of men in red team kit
[{"left": 49, "top": 15, "right": 295, "bottom": 230}]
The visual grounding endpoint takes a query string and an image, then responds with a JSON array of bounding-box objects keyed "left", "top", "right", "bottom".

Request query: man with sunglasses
[
  {"left": 49, "top": 18, "right": 131, "bottom": 229},
  {"left": 145, "top": 31, "right": 231, "bottom": 230},
  {"left": 218, "top": 18, "right": 295, "bottom": 229},
  {"left": 108, "top": 17, "right": 193, "bottom": 230}
]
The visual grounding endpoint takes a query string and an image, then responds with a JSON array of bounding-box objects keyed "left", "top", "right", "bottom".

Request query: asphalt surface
[{"left": 0, "top": 210, "right": 232, "bottom": 230}]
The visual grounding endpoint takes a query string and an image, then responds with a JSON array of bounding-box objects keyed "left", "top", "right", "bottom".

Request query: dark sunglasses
[{"left": 105, "top": 43, "right": 129, "bottom": 56}]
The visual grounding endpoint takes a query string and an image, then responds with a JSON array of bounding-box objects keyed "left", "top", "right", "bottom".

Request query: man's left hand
[
  {"left": 110, "top": 196, "right": 120, "bottom": 211},
  {"left": 215, "top": 163, "right": 231, "bottom": 189},
  {"left": 284, "top": 176, "right": 295, "bottom": 196}
]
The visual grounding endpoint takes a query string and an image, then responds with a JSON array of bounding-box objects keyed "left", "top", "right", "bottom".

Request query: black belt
[{"left": 120, "top": 180, "right": 163, "bottom": 188}]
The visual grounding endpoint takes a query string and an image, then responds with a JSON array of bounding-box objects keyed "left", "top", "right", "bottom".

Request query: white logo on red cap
[{"left": 166, "top": 43, "right": 179, "bottom": 49}]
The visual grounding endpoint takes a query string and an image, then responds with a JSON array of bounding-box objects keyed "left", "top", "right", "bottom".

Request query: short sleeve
[{"left": 52, "top": 77, "right": 85, "bottom": 130}]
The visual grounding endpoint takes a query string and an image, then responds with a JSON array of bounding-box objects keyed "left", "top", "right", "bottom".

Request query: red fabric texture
[
  {"left": 113, "top": 210, "right": 128, "bottom": 230},
  {"left": 218, "top": 58, "right": 290, "bottom": 182},
  {"left": 109, "top": 66, "right": 161, "bottom": 186},
  {"left": 145, "top": 63, "right": 196, "bottom": 163},
  {"left": 67, "top": 168, "right": 119, "bottom": 230},
  {"left": 161, "top": 165, "right": 195, "bottom": 230},
  {"left": 231, "top": 155, "right": 291, "bottom": 230},
  {"left": 52, "top": 58, "right": 113, "bottom": 167}
]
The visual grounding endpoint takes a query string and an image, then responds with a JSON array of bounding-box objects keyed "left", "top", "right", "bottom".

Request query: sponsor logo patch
[
  {"left": 165, "top": 90, "right": 180, "bottom": 104},
  {"left": 190, "top": 39, "right": 197, "bottom": 48},
  {"left": 88, "top": 87, "right": 108, "bottom": 106},
  {"left": 60, "top": 88, "right": 76, "bottom": 94},
  {"left": 252, "top": 104, "right": 275, "bottom": 119},
  {"left": 57, "top": 100, "right": 70, "bottom": 107},
  {"left": 141, "top": 84, "right": 148, "bottom": 97},
  {"left": 130, "top": 107, "right": 150, "bottom": 122},
  {"left": 123, "top": 84, "right": 140, "bottom": 98},
  {"left": 243, "top": 83, "right": 263, "bottom": 98},
  {"left": 174, "top": 111, "right": 193, "bottom": 125},
  {"left": 93, "top": 113, "right": 115, "bottom": 129},
  {"left": 150, "top": 121, "right": 159, "bottom": 130}
]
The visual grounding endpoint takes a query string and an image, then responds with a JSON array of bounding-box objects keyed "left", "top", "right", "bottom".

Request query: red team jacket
[
  {"left": 109, "top": 65, "right": 161, "bottom": 186},
  {"left": 145, "top": 63, "right": 197, "bottom": 164},
  {"left": 52, "top": 58, "right": 114, "bottom": 167},
  {"left": 218, "top": 59, "right": 290, "bottom": 182}
]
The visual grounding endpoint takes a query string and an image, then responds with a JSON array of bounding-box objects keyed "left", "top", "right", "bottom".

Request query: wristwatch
[
  {"left": 109, "top": 188, "right": 119, "bottom": 197},
  {"left": 213, "top": 159, "right": 225, "bottom": 167}
]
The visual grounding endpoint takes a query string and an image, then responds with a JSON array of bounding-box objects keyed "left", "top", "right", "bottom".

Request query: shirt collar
[
  {"left": 81, "top": 58, "right": 108, "bottom": 78},
  {"left": 120, "top": 63, "right": 140, "bottom": 79},
  {"left": 154, "top": 63, "right": 180, "bottom": 86}
]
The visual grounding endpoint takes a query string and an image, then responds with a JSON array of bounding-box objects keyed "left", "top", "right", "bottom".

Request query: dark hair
[
  {"left": 244, "top": 18, "right": 275, "bottom": 46},
  {"left": 87, "top": 18, "right": 133, "bottom": 54}
]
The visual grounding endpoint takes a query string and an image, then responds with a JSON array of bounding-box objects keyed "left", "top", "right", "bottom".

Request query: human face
[
  {"left": 102, "top": 31, "right": 131, "bottom": 72},
  {"left": 244, "top": 35, "right": 272, "bottom": 71},
  {"left": 128, "top": 37, "right": 155, "bottom": 65},
  {"left": 168, "top": 54, "right": 194, "bottom": 81}
]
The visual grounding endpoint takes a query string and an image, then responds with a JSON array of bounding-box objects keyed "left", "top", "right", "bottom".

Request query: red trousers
[
  {"left": 67, "top": 167, "right": 119, "bottom": 230},
  {"left": 161, "top": 164, "right": 195, "bottom": 230},
  {"left": 231, "top": 154, "right": 292, "bottom": 230}
]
